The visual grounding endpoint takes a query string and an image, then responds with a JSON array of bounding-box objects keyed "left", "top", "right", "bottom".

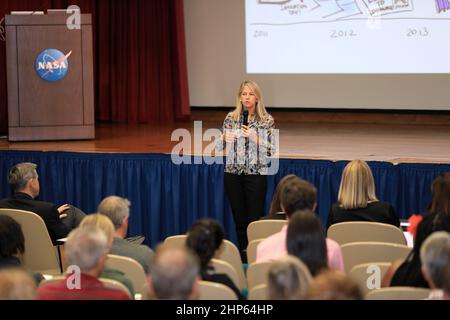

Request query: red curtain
[{"left": 0, "top": 0, "right": 190, "bottom": 134}]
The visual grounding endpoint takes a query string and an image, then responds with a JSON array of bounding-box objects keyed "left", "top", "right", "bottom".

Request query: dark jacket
[
  {"left": 327, "top": 201, "right": 400, "bottom": 229},
  {"left": 0, "top": 192, "right": 70, "bottom": 243}
]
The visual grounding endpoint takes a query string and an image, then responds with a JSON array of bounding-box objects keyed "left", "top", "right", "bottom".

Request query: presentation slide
[{"left": 246, "top": 0, "right": 450, "bottom": 73}]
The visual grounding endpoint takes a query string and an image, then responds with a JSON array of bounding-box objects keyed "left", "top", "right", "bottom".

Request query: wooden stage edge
[{"left": 1, "top": 110, "right": 450, "bottom": 165}]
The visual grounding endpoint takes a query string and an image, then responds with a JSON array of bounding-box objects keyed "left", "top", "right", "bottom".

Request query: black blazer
[
  {"left": 327, "top": 201, "right": 400, "bottom": 229},
  {"left": 0, "top": 192, "right": 70, "bottom": 243}
]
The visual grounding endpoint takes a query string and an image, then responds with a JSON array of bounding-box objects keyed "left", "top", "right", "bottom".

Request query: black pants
[{"left": 224, "top": 172, "right": 267, "bottom": 256}]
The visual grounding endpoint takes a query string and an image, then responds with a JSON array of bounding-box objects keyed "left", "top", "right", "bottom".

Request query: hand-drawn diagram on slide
[
  {"left": 246, "top": 0, "right": 450, "bottom": 73},
  {"left": 250, "top": 0, "right": 449, "bottom": 25}
]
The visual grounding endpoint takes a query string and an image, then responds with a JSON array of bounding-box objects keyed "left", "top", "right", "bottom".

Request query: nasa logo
[{"left": 35, "top": 49, "right": 72, "bottom": 82}]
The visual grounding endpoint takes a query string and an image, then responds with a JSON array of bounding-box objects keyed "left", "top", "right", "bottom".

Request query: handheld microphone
[{"left": 242, "top": 110, "right": 249, "bottom": 127}]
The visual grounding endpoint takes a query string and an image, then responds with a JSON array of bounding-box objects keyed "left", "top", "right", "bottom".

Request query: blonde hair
[
  {"left": 267, "top": 255, "right": 313, "bottom": 300},
  {"left": 337, "top": 160, "right": 378, "bottom": 209},
  {"left": 80, "top": 214, "right": 115, "bottom": 245},
  {"left": 0, "top": 269, "right": 37, "bottom": 300},
  {"left": 231, "top": 80, "right": 268, "bottom": 122}
]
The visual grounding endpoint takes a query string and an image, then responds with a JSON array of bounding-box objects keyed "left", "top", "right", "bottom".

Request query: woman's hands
[
  {"left": 223, "top": 125, "right": 258, "bottom": 144},
  {"left": 241, "top": 125, "right": 258, "bottom": 144},
  {"left": 223, "top": 127, "right": 237, "bottom": 143}
]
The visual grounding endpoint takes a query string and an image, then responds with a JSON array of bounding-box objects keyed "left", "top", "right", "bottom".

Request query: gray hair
[
  {"left": 268, "top": 255, "right": 313, "bottom": 300},
  {"left": 97, "top": 196, "right": 130, "bottom": 230},
  {"left": 8, "top": 162, "right": 37, "bottom": 192},
  {"left": 65, "top": 226, "right": 109, "bottom": 272},
  {"left": 420, "top": 231, "right": 450, "bottom": 288},
  {"left": 149, "top": 244, "right": 200, "bottom": 300}
]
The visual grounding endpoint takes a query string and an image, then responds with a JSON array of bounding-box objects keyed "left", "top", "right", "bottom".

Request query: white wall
[{"left": 184, "top": 0, "right": 450, "bottom": 110}]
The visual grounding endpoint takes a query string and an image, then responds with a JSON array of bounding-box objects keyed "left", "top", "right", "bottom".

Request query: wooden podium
[{"left": 5, "top": 12, "right": 94, "bottom": 141}]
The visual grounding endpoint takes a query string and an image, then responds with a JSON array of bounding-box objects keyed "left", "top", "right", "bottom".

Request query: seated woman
[
  {"left": 327, "top": 160, "right": 400, "bottom": 229},
  {"left": 0, "top": 215, "right": 43, "bottom": 284},
  {"left": 383, "top": 173, "right": 450, "bottom": 288},
  {"left": 260, "top": 174, "right": 296, "bottom": 220},
  {"left": 185, "top": 218, "right": 244, "bottom": 299},
  {"left": 287, "top": 210, "right": 329, "bottom": 277},
  {"left": 80, "top": 214, "right": 135, "bottom": 297}
]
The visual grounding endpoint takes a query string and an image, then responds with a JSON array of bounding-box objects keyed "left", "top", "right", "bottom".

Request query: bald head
[{"left": 148, "top": 244, "right": 200, "bottom": 300}]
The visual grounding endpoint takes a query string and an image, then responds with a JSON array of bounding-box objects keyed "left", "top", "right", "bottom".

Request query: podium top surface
[{"left": 5, "top": 13, "right": 91, "bottom": 25}]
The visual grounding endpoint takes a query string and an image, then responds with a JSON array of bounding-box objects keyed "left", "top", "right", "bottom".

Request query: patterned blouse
[{"left": 216, "top": 111, "right": 276, "bottom": 175}]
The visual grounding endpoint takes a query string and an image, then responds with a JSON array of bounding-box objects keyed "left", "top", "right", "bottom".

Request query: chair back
[
  {"left": 246, "top": 239, "right": 264, "bottom": 264},
  {"left": 247, "top": 220, "right": 287, "bottom": 243},
  {"left": 327, "top": 222, "right": 406, "bottom": 245},
  {"left": 100, "top": 278, "right": 133, "bottom": 299},
  {"left": 348, "top": 262, "right": 392, "bottom": 295},
  {"left": 214, "top": 240, "right": 247, "bottom": 289},
  {"left": 247, "top": 260, "right": 274, "bottom": 290},
  {"left": 163, "top": 234, "right": 187, "bottom": 248},
  {"left": 365, "top": 287, "right": 431, "bottom": 300},
  {"left": 0, "top": 208, "right": 61, "bottom": 274},
  {"left": 248, "top": 284, "right": 268, "bottom": 300},
  {"left": 341, "top": 241, "right": 411, "bottom": 273},
  {"left": 198, "top": 280, "right": 238, "bottom": 300},
  {"left": 210, "top": 259, "right": 242, "bottom": 290},
  {"left": 105, "top": 254, "right": 147, "bottom": 294}
]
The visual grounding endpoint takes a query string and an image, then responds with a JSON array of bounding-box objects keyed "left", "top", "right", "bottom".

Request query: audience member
[
  {"left": 385, "top": 173, "right": 450, "bottom": 288},
  {"left": 145, "top": 244, "right": 200, "bottom": 300},
  {"left": 0, "top": 215, "right": 43, "bottom": 284},
  {"left": 261, "top": 174, "right": 296, "bottom": 220},
  {"left": 306, "top": 270, "right": 363, "bottom": 300},
  {"left": 80, "top": 214, "right": 135, "bottom": 297},
  {"left": 327, "top": 160, "right": 400, "bottom": 229},
  {"left": 185, "top": 218, "right": 244, "bottom": 299},
  {"left": 0, "top": 268, "right": 37, "bottom": 300},
  {"left": 287, "top": 210, "right": 328, "bottom": 276},
  {"left": 256, "top": 176, "right": 344, "bottom": 271},
  {"left": 267, "top": 255, "right": 312, "bottom": 300},
  {"left": 37, "top": 226, "right": 130, "bottom": 300},
  {"left": 98, "top": 196, "right": 154, "bottom": 273},
  {"left": 0, "top": 162, "right": 85, "bottom": 243},
  {"left": 420, "top": 231, "right": 450, "bottom": 299}
]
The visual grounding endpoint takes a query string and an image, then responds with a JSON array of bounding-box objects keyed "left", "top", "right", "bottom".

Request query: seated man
[
  {"left": 420, "top": 231, "right": 450, "bottom": 300},
  {"left": 0, "top": 162, "right": 85, "bottom": 243},
  {"left": 256, "top": 176, "right": 344, "bottom": 272},
  {"left": 37, "top": 226, "right": 130, "bottom": 300},
  {"left": 98, "top": 196, "right": 154, "bottom": 273},
  {"left": 145, "top": 244, "right": 200, "bottom": 300}
]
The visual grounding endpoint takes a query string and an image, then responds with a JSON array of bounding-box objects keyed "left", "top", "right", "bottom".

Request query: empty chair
[
  {"left": 341, "top": 242, "right": 411, "bottom": 273},
  {"left": 0, "top": 208, "right": 61, "bottom": 274},
  {"left": 365, "top": 287, "right": 431, "bottom": 300},
  {"left": 164, "top": 235, "right": 247, "bottom": 289},
  {"left": 247, "top": 220, "right": 287, "bottom": 243},
  {"left": 247, "top": 239, "right": 264, "bottom": 264},
  {"left": 210, "top": 259, "right": 241, "bottom": 291},
  {"left": 105, "top": 254, "right": 147, "bottom": 294},
  {"left": 198, "top": 280, "right": 238, "bottom": 300},
  {"left": 327, "top": 222, "right": 406, "bottom": 246},
  {"left": 248, "top": 284, "right": 268, "bottom": 300},
  {"left": 247, "top": 260, "right": 274, "bottom": 290},
  {"left": 348, "top": 262, "right": 392, "bottom": 295}
]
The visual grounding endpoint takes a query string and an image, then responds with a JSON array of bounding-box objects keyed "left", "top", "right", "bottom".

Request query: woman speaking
[{"left": 217, "top": 80, "right": 275, "bottom": 259}]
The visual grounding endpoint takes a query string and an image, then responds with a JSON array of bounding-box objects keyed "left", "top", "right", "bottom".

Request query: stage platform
[
  {"left": 1, "top": 110, "right": 450, "bottom": 164},
  {"left": 1, "top": 110, "right": 449, "bottom": 247}
]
